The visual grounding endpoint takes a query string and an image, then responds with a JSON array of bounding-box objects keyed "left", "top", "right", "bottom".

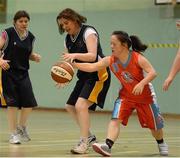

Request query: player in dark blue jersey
[
  {"left": 0, "top": 10, "right": 41, "bottom": 144},
  {"left": 56, "top": 8, "right": 111, "bottom": 154}
]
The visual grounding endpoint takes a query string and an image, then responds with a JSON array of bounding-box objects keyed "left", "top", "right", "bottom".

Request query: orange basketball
[{"left": 51, "top": 61, "right": 74, "bottom": 84}]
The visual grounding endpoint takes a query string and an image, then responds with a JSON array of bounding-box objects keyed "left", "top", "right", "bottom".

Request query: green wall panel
[{"left": 0, "top": 0, "right": 179, "bottom": 114}]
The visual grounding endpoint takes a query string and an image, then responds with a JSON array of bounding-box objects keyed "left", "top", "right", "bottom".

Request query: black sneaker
[
  {"left": 88, "top": 135, "right": 97, "bottom": 147},
  {"left": 92, "top": 143, "right": 111, "bottom": 157}
]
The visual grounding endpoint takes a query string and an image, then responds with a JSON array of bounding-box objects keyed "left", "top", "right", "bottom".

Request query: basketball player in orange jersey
[
  {"left": 0, "top": 10, "right": 41, "bottom": 144},
  {"left": 56, "top": 8, "right": 111, "bottom": 154},
  {"left": 73, "top": 31, "right": 168, "bottom": 156}
]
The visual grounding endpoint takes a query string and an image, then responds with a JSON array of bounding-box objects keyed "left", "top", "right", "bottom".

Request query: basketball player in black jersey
[
  {"left": 0, "top": 10, "right": 41, "bottom": 144},
  {"left": 56, "top": 8, "right": 111, "bottom": 154}
]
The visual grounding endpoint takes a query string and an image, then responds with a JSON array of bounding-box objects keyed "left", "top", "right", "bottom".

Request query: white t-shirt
[
  {"left": 64, "top": 27, "right": 97, "bottom": 49},
  {"left": 84, "top": 27, "right": 97, "bottom": 40}
]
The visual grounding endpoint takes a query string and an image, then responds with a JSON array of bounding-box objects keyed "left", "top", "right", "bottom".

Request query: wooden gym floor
[{"left": 0, "top": 108, "right": 180, "bottom": 157}]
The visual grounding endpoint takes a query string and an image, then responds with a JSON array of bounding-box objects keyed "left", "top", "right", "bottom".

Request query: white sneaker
[
  {"left": 71, "top": 138, "right": 88, "bottom": 154},
  {"left": 158, "top": 142, "right": 168, "bottom": 156},
  {"left": 92, "top": 143, "right": 111, "bottom": 157},
  {"left": 17, "top": 126, "right": 31, "bottom": 142},
  {"left": 9, "top": 133, "right": 21, "bottom": 144}
]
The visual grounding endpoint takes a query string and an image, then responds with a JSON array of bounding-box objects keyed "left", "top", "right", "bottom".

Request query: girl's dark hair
[
  {"left": 56, "top": 8, "right": 87, "bottom": 34},
  {"left": 13, "top": 10, "right": 30, "bottom": 22},
  {"left": 112, "top": 31, "right": 147, "bottom": 53}
]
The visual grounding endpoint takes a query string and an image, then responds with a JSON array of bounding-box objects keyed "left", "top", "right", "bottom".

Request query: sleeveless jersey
[
  {"left": 65, "top": 24, "right": 106, "bottom": 80},
  {"left": 2, "top": 27, "right": 35, "bottom": 80},
  {"left": 110, "top": 51, "right": 154, "bottom": 104}
]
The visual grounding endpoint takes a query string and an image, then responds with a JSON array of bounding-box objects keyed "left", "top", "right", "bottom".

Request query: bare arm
[
  {"left": 166, "top": 48, "right": 180, "bottom": 81},
  {"left": 163, "top": 48, "right": 180, "bottom": 91},
  {"left": 0, "top": 35, "right": 10, "bottom": 70},
  {"left": 132, "top": 55, "right": 157, "bottom": 95},
  {"left": 73, "top": 56, "right": 111, "bottom": 72},
  {"left": 0, "top": 36, "right": 5, "bottom": 51},
  {"left": 138, "top": 55, "right": 157, "bottom": 85}
]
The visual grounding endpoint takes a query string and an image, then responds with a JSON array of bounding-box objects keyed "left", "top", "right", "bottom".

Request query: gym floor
[{"left": 0, "top": 109, "right": 180, "bottom": 157}]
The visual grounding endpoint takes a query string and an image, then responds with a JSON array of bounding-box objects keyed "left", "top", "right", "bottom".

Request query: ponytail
[{"left": 129, "top": 35, "right": 147, "bottom": 52}]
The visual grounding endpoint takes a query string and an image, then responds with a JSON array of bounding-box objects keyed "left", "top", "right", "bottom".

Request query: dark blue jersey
[
  {"left": 2, "top": 27, "right": 35, "bottom": 80},
  {"left": 65, "top": 24, "right": 105, "bottom": 80}
]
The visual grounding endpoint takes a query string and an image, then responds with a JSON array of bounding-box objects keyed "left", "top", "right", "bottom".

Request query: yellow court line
[{"left": 148, "top": 43, "right": 179, "bottom": 48}]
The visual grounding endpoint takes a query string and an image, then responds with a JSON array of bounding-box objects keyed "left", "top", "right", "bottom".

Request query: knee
[
  {"left": 75, "top": 104, "right": 87, "bottom": 113},
  {"left": 65, "top": 104, "right": 73, "bottom": 112}
]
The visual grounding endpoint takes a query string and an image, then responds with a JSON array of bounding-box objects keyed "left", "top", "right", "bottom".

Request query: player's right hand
[
  {"left": 0, "top": 54, "right": 10, "bottom": 70},
  {"left": 55, "top": 82, "right": 70, "bottom": 89},
  {"left": 163, "top": 78, "right": 172, "bottom": 91}
]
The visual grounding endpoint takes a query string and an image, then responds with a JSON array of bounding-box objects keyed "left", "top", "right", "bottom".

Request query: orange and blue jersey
[
  {"left": 110, "top": 51, "right": 154, "bottom": 104},
  {"left": 109, "top": 51, "right": 164, "bottom": 130}
]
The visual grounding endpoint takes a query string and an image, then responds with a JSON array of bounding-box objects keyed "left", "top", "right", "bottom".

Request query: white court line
[
  {"left": 0, "top": 137, "right": 180, "bottom": 145},
  {"left": 115, "top": 150, "right": 139, "bottom": 154},
  {"left": 0, "top": 137, "right": 179, "bottom": 146},
  {"left": 0, "top": 138, "right": 180, "bottom": 149},
  {"left": 0, "top": 143, "right": 80, "bottom": 148},
  {"left": 0, "top": 143, "right": 179, "bottom": 157}
]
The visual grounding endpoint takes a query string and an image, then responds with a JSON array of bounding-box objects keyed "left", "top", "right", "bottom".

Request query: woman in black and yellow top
[
  {"left": 56, "top": 8, "right": 111, "bottom": 154},
  {"left": 0, "top": 10, "right": 41, "bottom": 144}
]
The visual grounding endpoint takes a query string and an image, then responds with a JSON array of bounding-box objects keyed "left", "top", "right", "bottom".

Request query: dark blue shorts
[
  {"left": 66, "top": 68, "right": 111, "bottom": 111},
  {"left": 0, "top": 71, "right": 37, "bottom": 108}
]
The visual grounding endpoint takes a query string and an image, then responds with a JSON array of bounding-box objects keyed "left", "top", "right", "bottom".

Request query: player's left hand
[
  {"left": 132, "top": 83, "right": 144, "bottom": 95},
  {"left": 34, "top": 53, "right": 41, "bottom": 63},
  {"left": 30, "top": 53, "right": 41, "bottom": 62}
]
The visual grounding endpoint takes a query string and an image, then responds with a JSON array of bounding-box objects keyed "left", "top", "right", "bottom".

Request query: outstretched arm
[
  {"left": 163, "top": 47, "right": 180, "bottom": 91},
  {"left": 73, "top": 56, "right": 111, "bottom": 72}
]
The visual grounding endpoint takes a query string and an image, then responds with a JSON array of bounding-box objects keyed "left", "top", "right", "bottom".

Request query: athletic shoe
[
  {"left": 17, "top": 126, "right": 31, "bottom": 142},
  {"left": 71, "top": 138, "right": 88, "bottom": 154},
  {"left": 9, "top": 133, "right": 21, "bottom": 144},
  {"left": 92, "top": 143, "right": 111, "bottom": 157},
  {"left": 88, "top": 135, "right": 97, "bottom": 147},
  {"left": 158, "top": 142, "right": 168, "bottom": 156}
]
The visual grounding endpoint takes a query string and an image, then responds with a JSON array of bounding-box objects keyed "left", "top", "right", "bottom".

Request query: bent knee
[
  {"left": 75, "top": 104, "right": 88, "bottom": 112},
  {"left": 65, "top": 104, "right": 74, "bottom": 112}
]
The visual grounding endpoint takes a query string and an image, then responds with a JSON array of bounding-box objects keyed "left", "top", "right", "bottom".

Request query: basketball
[{"left": 51, "top": 61, "right": 74, "bottom": 84}]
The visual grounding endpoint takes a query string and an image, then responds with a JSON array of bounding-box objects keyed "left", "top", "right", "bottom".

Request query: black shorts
[
  {"left": 0, "top": 71, "right": 37, "bottom": 108},
  {"left": 67, "top": 68, "right": 111, "bottom": 111}
]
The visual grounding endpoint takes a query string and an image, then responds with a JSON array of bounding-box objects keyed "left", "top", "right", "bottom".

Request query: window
[
  {"left": 0, "top": 0, "right": 7, "bottom": 23},
  {"left": 155, "top": 0, "right": 180, "bottom": 5}
]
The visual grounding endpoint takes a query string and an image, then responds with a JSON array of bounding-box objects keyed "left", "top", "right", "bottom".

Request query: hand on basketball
[
  {"left": 0, "top": 54, "right": 10, "bottom": 70},
  {"left": 55, "top": 82, "right": 69, "bottom": 89},
  {"left": 62, "top": 52, "right": 75, "bottom": 63}
]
